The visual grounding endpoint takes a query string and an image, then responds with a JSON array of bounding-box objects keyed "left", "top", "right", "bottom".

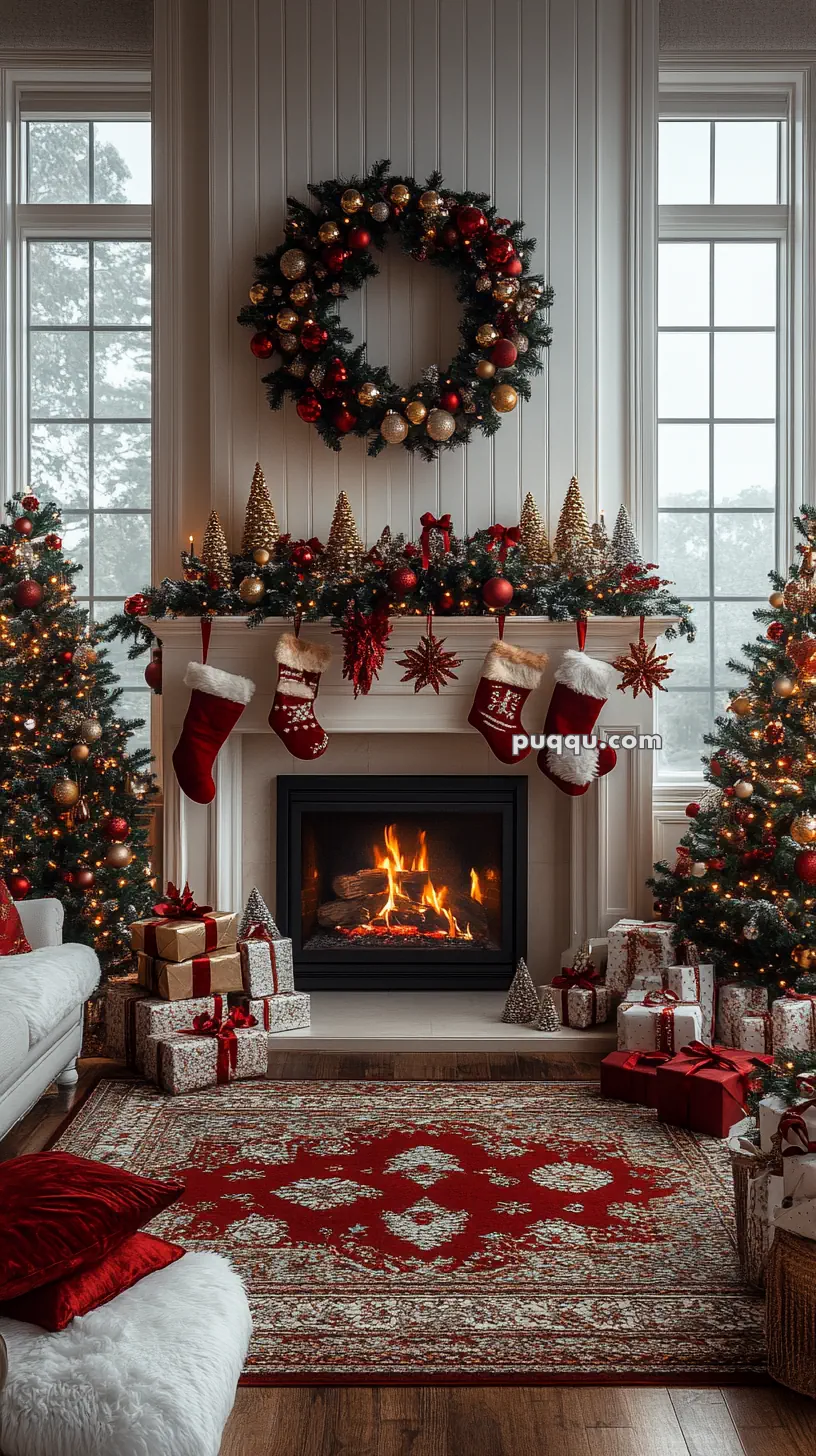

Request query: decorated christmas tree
[
  {"left": 650, "top": 506, "right": 816, "bottom": 999},
  {"left": 0, "top": 493, "right": 155, "bottom": 973}
]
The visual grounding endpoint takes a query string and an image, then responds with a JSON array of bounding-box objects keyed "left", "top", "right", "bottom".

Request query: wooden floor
[{"left": 4, "top": 1056, "right": 815, "bottom": 1456}]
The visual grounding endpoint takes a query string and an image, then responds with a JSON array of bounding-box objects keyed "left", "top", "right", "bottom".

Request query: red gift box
[
  {"left": 600, "top": 1049, "right": 671, "bottom": 1109},
  {"left": 656, "top": 1041, "right": 771, "bottom": 1137}
]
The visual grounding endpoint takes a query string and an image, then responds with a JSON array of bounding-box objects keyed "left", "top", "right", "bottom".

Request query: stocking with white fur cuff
[
  {"left": 172, "top": 663, "right": 255, "bottom": 804},
  {"left": 467, "top": 640, "right": 547, "bottom": 763},
  {"left": 269, "top": 632, "right": 331, "bottom": 759},
  {"left": 538, "top": 649, "right": 617, "bottom": 795}
]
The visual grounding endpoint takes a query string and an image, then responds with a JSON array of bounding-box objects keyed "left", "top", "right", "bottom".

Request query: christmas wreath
[{"left": 238, "top": 159, "right": 552, "bottom": 461}]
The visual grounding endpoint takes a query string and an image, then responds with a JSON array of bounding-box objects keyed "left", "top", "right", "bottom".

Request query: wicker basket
[
  {"left": 730, "top": 1143, "right": 778, "bottom": 1290},
  {"left": 767, "top": 1228, "right": 816, "bottom": 1397}
]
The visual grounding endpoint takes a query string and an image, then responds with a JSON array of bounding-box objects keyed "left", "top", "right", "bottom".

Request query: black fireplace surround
[{"left": 276, "top": 776, "right": 527, "bottom": 990}]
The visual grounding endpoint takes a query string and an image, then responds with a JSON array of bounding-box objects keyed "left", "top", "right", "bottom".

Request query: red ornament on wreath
[
  {"left": 348, "top": 225, "right": 371, "bottom": 251},
  {"left": 44, "top": 533, "right": 62, "bottom": 550},
  {"left": 300, "top": 322, "right": 329, "bottom": 353},
  {"left": 297, "top": 389, "right": 323, "bottom": 424},
  {"left": 439, "top": 388, "right": 461, "bottom": 414},
  {"left": 7, "top": 873, "right": 31, "bottom": 900},
  {"left": 13, "top": 517, "right": 33, "bottom": 537},
  {"left": 456, "top": 206, "right": 488, "bottom": 240},
  {"left": 482, "top": 576, "right": 514, "bottom": 609},
  {"left": 501, "top": 256, "right": 523, "bottom": 277},
  {"left": 14, "top": 579, "right": 43, "bottom": 609},
  {"left": 20, "top": 494, "right": 39, "bottom": 511},
  {"left": 124, "top": 593, "right": 149, "bottom": 617},
  {"left": 441, "top": 224, "right": 459, "bottom": 248},
  {"left": 332, "top": 402, "right": 358, "bottom": 435},
  {"left": 0, "top": 545, "right": 13, "bottom": 565},
  {"left": 795, "top": 850, "right": 816, "bottom": 884},
  {"left": 490, "top": 339, "right": 517, "bottom": 369},
  {"left": 485, "top": 235, "right": 515, "bottom": 267},
  {"left": 322, "top": 358, "right": 348, "bottom": 396},
  {"left": 388, "top": 566, "right": 418, "bottom": 597},
  {"left": 250, "top": 332, "right": 275, "bottom": 359},
  {"left": 321, "top": 244, "right": 349, "bottom": 274},
  {"left": 102, "top": 815, "right": 130, "bottom": 843}
]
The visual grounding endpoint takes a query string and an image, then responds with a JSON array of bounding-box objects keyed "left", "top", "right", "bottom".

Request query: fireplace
[{"left": 276, "top": 776, "right": 527, "bottom": 989}]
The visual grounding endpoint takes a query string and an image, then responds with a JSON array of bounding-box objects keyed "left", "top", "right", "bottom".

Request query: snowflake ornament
[
  {"left": 613, "top": 629, "right": 673, "bottom": 699},
  {"left": 397, "top": 617, "right": 462, "bottom": 693}
]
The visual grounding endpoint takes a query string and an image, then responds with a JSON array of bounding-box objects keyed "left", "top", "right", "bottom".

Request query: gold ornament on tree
[
  {"left": 784, "top": 577, "right": 816, "bottom": 614},
  {"left": 70, "top": 743, "right": 90, "bottom": 763},
  {"left": 791, "top": 814, "right": 816, "bottom": 845},
  {"left": 51, "top": 779, "right": 80, "bottom": 808},
  {"left": 729, "top": 694, "right": 753, "bottom": 717},
  {"left": 105, "top": 843, "right": 133, "bottom": 868},
  {"left": 553, "top": 477, "right": 594, "bottom": 571},
  {"left": 519, "top": 492, "right": 550, "bottom": 565},
  {"left": 201, "top": 510, "right": 232, "bottom": 588},
  {"left": 77, "top": 717, "right": 102, "bottom": 744},
  {"left": 238, "top": 575, "right": 265, "bottom": 604},
  {"left": 241, "top": 462, "right": 280, "bottom": 556},
  {"left": 326, "top": 490, "right": 364, "bottom": 576}
]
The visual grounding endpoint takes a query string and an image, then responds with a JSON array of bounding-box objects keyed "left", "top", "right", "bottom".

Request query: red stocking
[
  {"left": 538, "top": 648, "right": 617, "bottom": 795},
  {"left": 467, "top": 640, "right": 547, "bottom": 763},
  {"left": 172, "top": 663, "right": 255, "bottom": 804},
  {"left": 269, "top": 632, "right": 331, "bottom": 759}
]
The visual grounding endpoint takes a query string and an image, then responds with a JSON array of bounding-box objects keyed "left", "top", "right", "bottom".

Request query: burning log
[
  {"left": 445, "top": 889, "right": 489, "bottom": 937},
  {"left": 332, "top": 869, "right": 388, "bottom": 899},
  {"left": 317, "top": 894, "right": 386, "bottom": 928}
]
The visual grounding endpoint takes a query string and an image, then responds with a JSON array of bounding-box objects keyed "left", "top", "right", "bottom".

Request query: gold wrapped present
[{"left": 136, "top": 947, "right": 243, "bottom": 1001}]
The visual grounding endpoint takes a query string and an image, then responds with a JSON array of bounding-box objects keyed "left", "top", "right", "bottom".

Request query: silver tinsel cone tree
[
  {"left": 532, "top": 984, "right": 560, "bottom": 1032},
  {"left": 611, "top": 504, "right": 643, "bottom": 568},
  {"left": 501, "top": 958, "right": 541, "bottom": 1024},
  {"left": 238, "top": 886, "right": 281, "bottom": 939}
]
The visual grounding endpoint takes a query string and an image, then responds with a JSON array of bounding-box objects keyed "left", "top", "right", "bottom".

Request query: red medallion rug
[{"left": 54, "top": 1080, "right": 764, "bottom": 1383}]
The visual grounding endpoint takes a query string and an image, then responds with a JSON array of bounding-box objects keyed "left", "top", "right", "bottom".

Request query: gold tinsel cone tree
[
  {"left": 201, "top": 510, "right": 232, "bottom": 588},
  {"left": 553, "top": 477, "right": 594, "bottom": 572},
  {"left": 241, "top": 463, "right": 280, "bottom": 556},
  {"left": 519, "top": 492, "right": 550, "bottom": 565},
  {"left": 326, "top": 490, "right": 363, "bottom": 577}
]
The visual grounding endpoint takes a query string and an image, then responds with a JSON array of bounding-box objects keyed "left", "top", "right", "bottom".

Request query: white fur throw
[
  {"left": 0, "top": 943, "right": 100, "bottom": 1046},
  {"left": 0, "top": 1252, "right": 251, "bottom": 1456}
]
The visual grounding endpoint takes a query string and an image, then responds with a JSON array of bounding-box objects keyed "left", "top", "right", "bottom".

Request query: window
[
  {"left": 656, "top": 112, "right": 787, "bottom": 778},
  {"left": 16, "top": 108, "right": 152, "bottom": 748}
]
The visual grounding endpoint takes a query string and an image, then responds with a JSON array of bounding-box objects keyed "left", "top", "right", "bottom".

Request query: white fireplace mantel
[{"left": 150, "top": 616, "right": 678, "bottom": 965}]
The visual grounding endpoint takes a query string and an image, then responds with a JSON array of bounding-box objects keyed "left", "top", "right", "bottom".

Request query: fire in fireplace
[{"left": 277, "top": 777, "right": 526, "bottom": 989}]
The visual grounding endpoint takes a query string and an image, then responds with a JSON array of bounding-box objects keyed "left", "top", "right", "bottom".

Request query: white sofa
[{"left": 0, "top": 900, "right": 100, "bottom": 1142}]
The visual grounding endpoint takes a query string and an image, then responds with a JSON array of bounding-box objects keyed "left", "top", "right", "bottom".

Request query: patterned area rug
[{"left": 55, "top": 1080, "right": 764, "bottom": 1383}]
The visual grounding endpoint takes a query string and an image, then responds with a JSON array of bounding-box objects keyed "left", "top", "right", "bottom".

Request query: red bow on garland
[
  {"left": 486, "top": 523, "right": 521, "bottom": 562},
  {"left": 179, "top": 1008, "right": 257, "bottom": 1085},
  {"left": 419, "top": 512, "right": 452, "bottom": 568},
  {"left": 153, "top": 881, "right": 212, "bottom": 920}
]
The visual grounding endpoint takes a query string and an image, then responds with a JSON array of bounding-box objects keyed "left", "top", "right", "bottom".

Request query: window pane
[
  {"left": 655, "top": 691, "right": 711, "bottom": 774},
  {"left": 27, "top": 121, "right": 89, "bottom": 203},
  {"left": 658, "top": 511, "right": 710, "bottom": 596},
  {"left": 94, "top": 423, "right": 151, "bottom": 507},
  {"left": 659, "top": 243, "right": 710, "bottom": 327},
  {"left": 93, "top": 512, "right": 150, "bottom": 595},
  {"left": 714, "top": 424, "right": 775, "bottom": 507},
  {"left": 30, "top": 423, "right": 89, "bottom": 507},
  {"left": 94, "top": 332, "right": 151, "bottom": 417},
  {"left": 29, "top": 242, "right": 89, "bottom": 325},
  {"left": 59, "top": 513, "right": 90, "bottom": 579},
  {"left": 714, "top": 333, "right": 776, "bottom": 419},
  {"left": 658, "top": 424, "right": 709, "bottom": 506},
  {"left": 93, "top": 122, "right": 151, "bottom": 204},
  {"left": 659, "top": 121, "right": 710, "bottom": 204},
  {"left": 94, "top": 242, "right": 151, "bottom": 326},
  {"left": 665, "top": 605, "right": 710, "bottom": 688},
  {"left": 714, "top": 243, "right": 776, "bottom": 327},
  {"left": 714, "top": 121, "right": 778, "bottom": 204},
  {"left": 714, "top": 601, "right": 764, "bottom": 684},
  {"left": 95, "top": 603, "right": 148, "bottom": 685},
  {"left": 30, "top": 331, "right": 89, "bottom": 418},
  {"left": 713, "top": 512, "right": 775, "bottom": 596},
  {"left": 658, "top": 333, "right": 709, "bottom": 418}
]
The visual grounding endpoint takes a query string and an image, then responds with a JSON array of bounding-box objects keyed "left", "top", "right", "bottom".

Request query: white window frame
[{"left": 652, "top": 59, "right": 816, "bottom": 805}]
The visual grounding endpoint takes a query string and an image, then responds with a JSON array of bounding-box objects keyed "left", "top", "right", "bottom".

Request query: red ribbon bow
[
  {"left": 643, "top": 989, "right": 679, "bottom": 1007},
  {"left": 679, "top": 1042, "right": 771, "bottom": 1113},
  {"left": 153, "top": 880, "right": 212, "bottom": 920},
  {"left": 179, "top": 1009, "right": 257, "bottom": 1085},
  {"left": 551, "top": 965, "right": 600, "bottom": 1024},
  {"left": 244, "top": 922, "right": 276, "bottom": 945},
  {"left": 486, "top": 523, "right": 521, "bottom": 563},
  {"left": 419, "top": 512, "right": 452, "bottom": 568},
  {"left": 623, "top": 1050, "right": 671, "bottom": 1070},
  {"left": 784, "top": 988, "right": 816, "bottom": 1001}
]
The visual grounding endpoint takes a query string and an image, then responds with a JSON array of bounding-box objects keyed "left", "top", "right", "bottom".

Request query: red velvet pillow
[
  {"left": 0, "top": 1152, "right": 184, "bottom": 1300},
  {"left": 0, "top": 878, "right": 32, "bottom": 956},
  {"left": 0, "top": 1231, "right": 185, "bottom": 1331}
]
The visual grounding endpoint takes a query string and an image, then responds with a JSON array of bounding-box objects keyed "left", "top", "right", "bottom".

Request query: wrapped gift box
[
  {"left": 657, "top": 1044, "right": 768, "bottom": 1137},
  {"left": 757, "top": 1093, "right": 816, "bottom": 1154},
  {"left": 566, "top": 984, "right": 613, "bottom": 1029},
  {"left": 600, "top": 1049, "right": 670, "bottom": 1108},
  {"left": 130, "top": 909, "right": 238, "bottom": 963},
  {"left": 631, "top": 970, "right": 666, "bottom": 995},
  {"left": 773, "top": 1196, "right": 816, "bottom": 1243},
  {"left": 619, "top": 998, "right": 703, "bottom": 1056},
  {"left": 135, "top": 993, "right": 231, "bottom": 1080},
  {"left": 772, "top": 991, "right": 816, "bottom": 1053},
  {"left": 105, "top": 980, "right": 149, "bottom": 1065},
  {"left": 738, "top": 1010, "right": 774, "bottom": 1056},
  {"left": 239, "top": 936, "right": 294, "bottom": 996},
  {"left": 228, "top": 991, "right": 310, "bottom": 1033},
  {"left": 137, "top": 947, "right": 243, "bottom": 1000},
  {"left": 666, "top": 964, "right": 715, "bottom": 1042},
  {"left": 782, "top": 1150, "right": 816, "bottom": 1203},
  {"left": 716, "top": 984, "right": 768, "bottom": 1048},
  {"left": 606, "top": 920, "right": 676, "bottom": 998},
  {"left": 744, "top": 1167, "right": 785, "bottom": 1285},
  {"left": 728, "top": 1129, "right": 778, "bottom": 1288},
  {"left": 559, "top": 938, "right": 608, "bottom": 972},
  {"left": 150, "top": 1025, "right": 268, "bottom": 1094}
]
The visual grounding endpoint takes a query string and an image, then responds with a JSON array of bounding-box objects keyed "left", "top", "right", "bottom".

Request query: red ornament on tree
[
  {"left": 685, "top": 802, "right": 701, "bottom": 817},
  {"left": 14, "top": 579, "right": 43, "bottom": 609},
  {"left": 59, "top": 650, "right": 74, "bottom": 664},
  {"left": 764, "top": 720, "right": 785, "bottom": 745},
  {"left": 43, "top": 533, "right": 62, "bottom": 550},
  {"left": 124, "top": 593, "right": 149, "bottom": 617},
  {"left": 388, "top": 566, "right": 418, "bottom": 597},
  {"left": 456, "top": 206, "right": 489, "bottom": 240},
  {"left": 439, "top": 589, "right": 455, "bottom": 611},
  {"left": 766, "top": 621, "right": 786, "bottom": 642},
  {"left": 7, "top": 873, "right": 31, "bottom": 900},
  {"left": 60, "top": 870, "right": 75, "bottom": 885},
  {"left": 439, "top": 389, "right": 461, "bottom": 414},
  {"left": 485, "top": 234, "right": 515, "bottom": 267},
  {"left": 482, "top": 576, "right": 514, "bottom": 609},
  {"left": 250, "top": 332, "right": 275, "bottom": 358},
  {"left": 0, "top": 545, "right": 13, "bottom": 564},
  {"left": 347, "top": 225, "right": 371, "bottom": 251},
  {"left": 74, "top": 868, "right": 95, "bottom": 890},
  {"left": 13, "top": 517, "right": 33, "bottom": 537},
  {"left": 20, "top": 495, "right": 39, "bottom": 511},
  {"left": 144, "top": 654, "right": 163, "bottom": 693},
  {"left": 300, "top": 322, "right": 329, "bottom": 353},
  {"left": 490, "top": 339, "right": 518, "bottom": 369},
  {"left": 795, "top": 850, "right": 816, "bottom": 884},
  {"left": 102, "top": 816, "right": 130, "bottom": 843},
  {"left": 710, "top": 757, "right": 723, "bottom": 777},
  {"left": 296, "top": 389, "right": 323, "bottom": 424}
]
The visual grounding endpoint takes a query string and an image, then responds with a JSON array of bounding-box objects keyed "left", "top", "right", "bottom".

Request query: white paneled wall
[{"left": 209, "top": 0, "right": 646, "bottom": 550}]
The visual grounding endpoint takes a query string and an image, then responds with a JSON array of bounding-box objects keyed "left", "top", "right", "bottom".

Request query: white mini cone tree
[{"left": 501, "top": 958, "right": 541, "bottom": 1024}]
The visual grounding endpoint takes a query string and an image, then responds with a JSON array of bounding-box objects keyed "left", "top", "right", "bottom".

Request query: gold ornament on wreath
[{"left": 238, "top": 160, "right": 552, "bottom": 462}]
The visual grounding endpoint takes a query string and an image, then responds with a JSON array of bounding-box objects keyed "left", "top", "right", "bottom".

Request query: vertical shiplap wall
[{"left": 209, "top": 0, "right": 635, "bottom": 548}]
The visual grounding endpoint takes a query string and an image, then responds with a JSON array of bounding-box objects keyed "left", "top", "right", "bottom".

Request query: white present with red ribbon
[
  {"left": 566, "top": 984, "right": 613, "bottom": 1029},
  {"left": 772, "top": 1196, "right": 816, "bottom": 1242},
  {"left": 772, "top": 989, "right": 816, "bottom": 1053},
  {"left": 666, "top": 963, "right": 715, "bottom": 1042},
  {"left": 759, "top": 1081, "right": 816, "bottom": 1153},
  {"left": 148, "top": 1007, "right": 268, "bottom": 1094},
  {"left": 716, "top": 984, "right": 768, "bottom": 1048},
  {"left": 618, "top": 990, "right": 703, "bottom": 1055},
  {"left": 136, "top": 992, "right": 232, "bottom": 1081},
  {"left": 779, "top": 1084, "right": 816, "bottom": 1201},
  {"left": 606, "top": 920, "right": 676, "bottom": 998},
  {"left": 228, "top": 991, "right": 310, "bottom": 1033},
  {"left": 737, "top": 1010, "right": 774, "bottom": 1056},
  {"left": 550, "top": 964, "right": 605, "bottom": 1025},
  {"left": 238, "top": 926, "right": 294, "bottom": 997}
]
